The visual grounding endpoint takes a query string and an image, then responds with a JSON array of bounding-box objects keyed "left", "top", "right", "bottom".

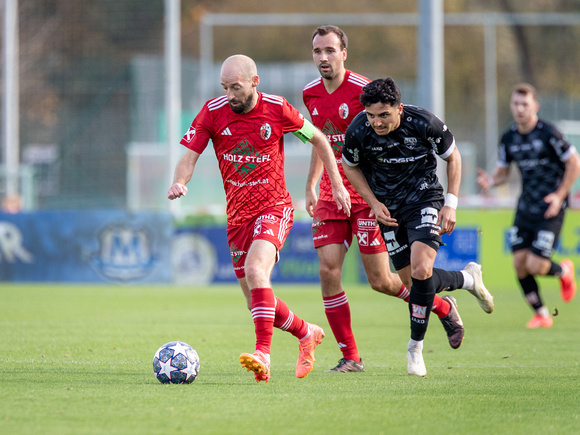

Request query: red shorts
[
  {"left": 226, "top": 205, "right": 294, "bottom": 279},
  {"left": 311, "top": 200, "right": 386, "bottom": 254}
]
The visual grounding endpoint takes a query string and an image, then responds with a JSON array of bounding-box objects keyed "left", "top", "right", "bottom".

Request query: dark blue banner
[
  {"left": 0, "top": 211, "right": 172, "bottom": 283},
  {"left": 0, "top": 211, "right": 478, "bottom": 284},
  {"left": 434, "top": 228, "right": 479, "bottom": 270}
]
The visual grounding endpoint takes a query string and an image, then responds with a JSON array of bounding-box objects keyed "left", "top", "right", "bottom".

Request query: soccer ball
[{"left": 153, "top": 341, "right": 200, "bottom": 384}]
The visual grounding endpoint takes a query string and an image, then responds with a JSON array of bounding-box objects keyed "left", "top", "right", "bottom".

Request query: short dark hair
[
  {"left": 512, "top": 82, "right": 538, "bottom": 101},
  {"left": 312, "top": 25, "right": 348, "bottom": 50},
  {"left": 360, "top": 77, "right": 401, "bottom": 107}
]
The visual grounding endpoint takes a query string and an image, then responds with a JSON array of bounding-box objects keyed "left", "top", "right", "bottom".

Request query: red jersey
[
  {"left": 303, "top": 70, "right": 369, "bottom": 205},
  {"left": 181, "top": 92, "right": 305, "bottom": 226}
]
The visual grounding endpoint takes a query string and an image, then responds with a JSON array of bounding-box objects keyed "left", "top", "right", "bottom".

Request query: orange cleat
[
  {"left": 239, "top": 350, "right": 270, "bottom": 383},
  {"left": 526, "top": 314, "right": 553, "bottom": 329},
  {"left": 295, "top": 323, "right": 325, "bottom": 378},
  {"left": 559, "top": 259, "right": 577, "bottom": 303}
]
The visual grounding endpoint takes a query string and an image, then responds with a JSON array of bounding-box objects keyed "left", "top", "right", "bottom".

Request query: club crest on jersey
[
  {"left": 184, "top": 126, "right": 196, "bottom": 143},
  {"left": 260, "top": 123, "right": 272, "bottom": 140},
  {"left": 339, "top": 103, "right": 349, "bottom": 119},
  {"left": 404, "top": 137, "right": 418, "bottom": 149},
  {"left": 532, "top": 139, "right": 543, "bottom": 152}
]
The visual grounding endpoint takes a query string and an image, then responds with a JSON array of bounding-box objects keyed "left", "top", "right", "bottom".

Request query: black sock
[
  {"left": 519, "top": 275, "right": 543, "bottom": 310},
  {"left": 432, "top": 268, "right": 464, "bottom": 293},
  {"left": 409, "top": 276, "right": 436, "bottom": 341},
  {"left": 546, "top": 261, "right": 562, "bottom": 277}
]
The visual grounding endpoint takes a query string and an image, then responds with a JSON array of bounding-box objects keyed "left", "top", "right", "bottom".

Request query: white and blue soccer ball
[{"left": 153, "top": 341, "right": 200, "bottom": 384}]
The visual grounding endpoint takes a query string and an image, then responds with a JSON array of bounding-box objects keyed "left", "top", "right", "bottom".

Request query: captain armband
[{"left": 292, "top": 119, "right": 316, "bottom": 144}]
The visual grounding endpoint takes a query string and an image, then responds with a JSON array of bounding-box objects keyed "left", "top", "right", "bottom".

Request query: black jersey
[
  {"left": 342, "top": 105, "right": 456, "bottom": 213},
  {"left": 499, "top": 120, "right": 574, "bottom": 218}
]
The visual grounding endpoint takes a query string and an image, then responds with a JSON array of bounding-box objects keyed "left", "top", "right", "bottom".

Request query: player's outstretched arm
[
  {"left": 309, "top": 128, "right": 351, "bottom": 217},
  {"left": 167, "top": 149, "right": 201, "bottom": 200}
]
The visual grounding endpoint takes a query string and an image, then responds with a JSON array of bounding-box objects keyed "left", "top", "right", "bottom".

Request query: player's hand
[
  {"left": 333, "top": 185, "right": 351, "bottom": 217},
  {"left": 305, "top": 188, "right": 318, "bottom": 218},
  {"left": 370, "top": 202, "right": 397, "bottom": 227},
  {"left": 543, "top": 192, "right": 563, "bottom": 219},
  {"left": 476, "top": 168, "right": 492, "bottom": 192},
  {"left": 167, "top": 183, "right": 188, "bottom": 200},
  {"left": 438, "top": 206, "right": 456, "bottom": 235}
]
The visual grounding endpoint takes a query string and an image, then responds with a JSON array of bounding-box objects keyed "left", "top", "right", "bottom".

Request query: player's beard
[
  {"left": 318, "top": 63, "right": 335, "bottom": 80},
  {"left": 229, "top": 93, "right": 253, "bottom": 114}
]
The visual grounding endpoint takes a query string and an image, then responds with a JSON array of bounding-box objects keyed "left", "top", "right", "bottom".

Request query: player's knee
[
  {"left": 525, "top": 264, "right": 540, "bottom": 276},
  {"left": 525, "top": 258, "right": 548, "bottom": 276},
  {"left": 318, "top": 262, "right": 342, "bottom": 283},
  {"left": 411, "top": 264, "right": 432, "bottom": 281},
  {"left": 244, "top": 263, "right": 268, "bottom": 285}
]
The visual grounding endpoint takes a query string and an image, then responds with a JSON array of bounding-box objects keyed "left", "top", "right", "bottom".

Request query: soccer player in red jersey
[
  {"left": 168, "top": 54, "right": 351, "bottom": 383},
  {"left": 304, "top": 26, "right": 490, "bottom": 373}
]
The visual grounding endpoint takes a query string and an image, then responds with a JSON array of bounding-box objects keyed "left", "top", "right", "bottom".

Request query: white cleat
[
  {"left": 463, "top": 262, "right": 494, "bottom": 314},
  {"left": 406, "top": 340, "right": 427, "bottom": 377}
]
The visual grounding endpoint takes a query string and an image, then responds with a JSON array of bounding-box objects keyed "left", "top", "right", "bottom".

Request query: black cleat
[
  {"left": 439, "top": 295, "right": 465, "bottom": 349},
  {"left": 324, "top": 357, "right": 365, "bottom": 373}
]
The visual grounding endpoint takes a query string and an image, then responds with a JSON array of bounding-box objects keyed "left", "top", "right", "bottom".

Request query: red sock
[
  {"left": 250, "top": 287, "right": 276, "bottom": 355},
  {"left": 273, "top": 297, "right": 309, "bottom": 339},
  {"left": 432, "top": 294, "right": 450, "bottom": 318},
  {"left": 323, "top": 291, "right": 360, "bottom": 361},
  {"left": 395, "top": 284, "right": 410, "bottom": 301}
]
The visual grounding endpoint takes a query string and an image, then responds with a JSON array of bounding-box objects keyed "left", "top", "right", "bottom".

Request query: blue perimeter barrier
[{"left": 0, "top": 211, "right": 478, "bottom": 284}]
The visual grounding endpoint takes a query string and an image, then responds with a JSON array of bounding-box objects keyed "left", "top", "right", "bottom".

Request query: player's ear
[
  {"left": 342, "top": 48, "right": 347, "bottom": 62},
  {"left": 252, "top": 75, "right": 260, "bottom": 88}
]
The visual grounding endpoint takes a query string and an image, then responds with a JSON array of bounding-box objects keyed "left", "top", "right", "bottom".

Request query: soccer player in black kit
[
  {"left": 477, "top": 83, "right": 580, "bottom": 329},
  {"left": 342, "top": 77, "right": 494, "bottom": 376}
]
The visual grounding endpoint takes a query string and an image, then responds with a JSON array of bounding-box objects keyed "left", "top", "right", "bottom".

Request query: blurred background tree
[{"left": 5, "top": 0, "right": 580, "bottom": 210}]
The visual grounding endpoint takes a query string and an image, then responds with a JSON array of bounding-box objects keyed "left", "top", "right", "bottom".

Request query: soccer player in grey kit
[{"left": 342, "top": 77, "right": 494, "bottom": 376}]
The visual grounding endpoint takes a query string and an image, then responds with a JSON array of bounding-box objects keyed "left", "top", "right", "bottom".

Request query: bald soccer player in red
[{"left": 168, "top": 54, "right": 351, "bottom": 383}]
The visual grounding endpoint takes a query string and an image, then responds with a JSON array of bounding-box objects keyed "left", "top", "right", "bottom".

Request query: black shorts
[
  {"left": 509, "top": 209, "right": 565, "bottom": 259},
  {"left": 378, "top": 201, "right": 444, "bottom": 271}
]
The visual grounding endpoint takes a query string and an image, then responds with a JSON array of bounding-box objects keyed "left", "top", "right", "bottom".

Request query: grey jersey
[{"left": 342, "top": 105, "right": 456, "bottom": 214}]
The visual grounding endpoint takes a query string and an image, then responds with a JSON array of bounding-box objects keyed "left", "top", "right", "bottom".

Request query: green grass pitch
[{"left": 1, "top": 281, "right": 578, "bottom": 434}]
